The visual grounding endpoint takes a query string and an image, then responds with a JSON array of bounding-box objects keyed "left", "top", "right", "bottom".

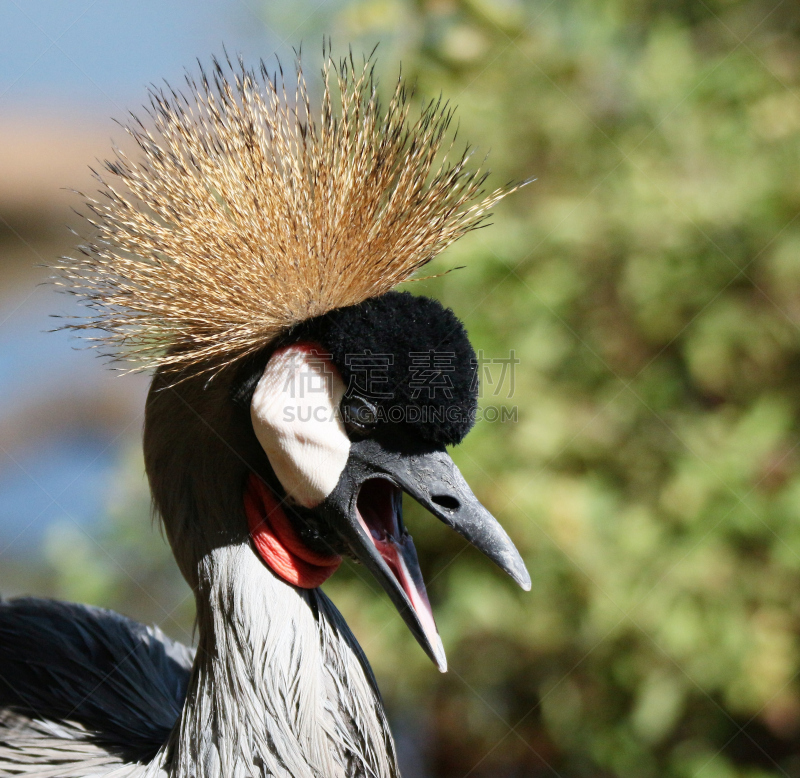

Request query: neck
[
  {"left": 161, "top": 544, "right": 398, "bottom": 778},
  {"left": 144, "top": 366, "right": 399, "bottom": 778}
]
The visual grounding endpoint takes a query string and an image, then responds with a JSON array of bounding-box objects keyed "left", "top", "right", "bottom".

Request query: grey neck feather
[
  {"left": 154, "top": 544, "right": 398, "bottom": 778},
  {"left": 143, "top": 367, "right": 400, "bottom": 778}
]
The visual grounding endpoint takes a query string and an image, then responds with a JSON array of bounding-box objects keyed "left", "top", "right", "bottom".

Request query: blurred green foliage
[
  {"left": 319, "top": 0, "right": 800, "bottom": 776},
  {"left": 41, "top": 0, "right": 800, "bottom": 775}
]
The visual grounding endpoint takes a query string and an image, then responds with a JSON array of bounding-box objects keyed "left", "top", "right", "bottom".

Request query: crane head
[
  {"left": 237, "top": 291, "right": 530, "bottom": 671},
  {"left": 59, "top": 53, "right": 530, "bottom": 672}
]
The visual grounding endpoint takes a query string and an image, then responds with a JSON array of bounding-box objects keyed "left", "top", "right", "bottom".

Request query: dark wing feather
[{"left": 0, "top": 598, "right": 193, "bottom": 763}]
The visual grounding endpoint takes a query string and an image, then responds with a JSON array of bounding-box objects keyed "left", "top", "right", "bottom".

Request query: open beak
[{"left": 324, "top": 438, "right": 530, "bottom": 672}]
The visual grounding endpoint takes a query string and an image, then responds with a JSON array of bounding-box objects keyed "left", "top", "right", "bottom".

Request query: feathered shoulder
[{"left": 56, "top": 52, "right": 522, "bottom": 373}]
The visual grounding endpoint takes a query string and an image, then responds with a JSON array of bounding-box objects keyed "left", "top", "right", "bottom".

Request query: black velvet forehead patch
[{"left": 294, "top": 291, "right": 478, "bottom": 446}]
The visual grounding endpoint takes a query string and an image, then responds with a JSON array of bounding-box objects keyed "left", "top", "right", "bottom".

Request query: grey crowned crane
[{"left": 0, "top": 54, "right": 529, "bottom": 778}]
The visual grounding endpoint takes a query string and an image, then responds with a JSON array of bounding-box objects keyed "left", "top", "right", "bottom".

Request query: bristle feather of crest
[{"left": 54, "top": 51, "right": 523, "bottom": 373}]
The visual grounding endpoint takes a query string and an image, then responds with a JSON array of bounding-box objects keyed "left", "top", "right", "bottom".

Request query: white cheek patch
[{"left": 251, "top": 343, "right": 351, "bottom": 508}]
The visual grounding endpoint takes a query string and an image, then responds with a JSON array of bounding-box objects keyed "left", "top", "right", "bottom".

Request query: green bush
[{"left": 316, "top": 1, "right": 800, "bottom": 776}]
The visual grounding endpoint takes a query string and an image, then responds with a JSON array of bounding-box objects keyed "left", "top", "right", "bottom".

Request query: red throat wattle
[{"left": 244, "top": 474, "right": 341, "bottom": 588}]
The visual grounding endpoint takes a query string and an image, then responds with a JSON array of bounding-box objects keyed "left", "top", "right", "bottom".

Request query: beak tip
[
  {"left": 432, "top": 642, "right": 448, "bottom": 672},
  {"left": 433, "top": 636, "right": 448, "bottom": 672},
  {"left": 516, "top": 563, "right": 532, "bottom": 591},
  {"left": 506, "top": 556, "right": 531, "bottom": 591}
]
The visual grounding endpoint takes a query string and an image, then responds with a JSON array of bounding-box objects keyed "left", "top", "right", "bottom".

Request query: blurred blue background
[{"left": 0, "top": 0, "right": 291, "bottom": 571}]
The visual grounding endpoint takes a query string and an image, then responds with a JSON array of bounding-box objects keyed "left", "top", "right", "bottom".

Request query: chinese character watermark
[
  {"left": 344, "top": 350, "right": 394, "bottom": 398},
  {"left": 280, "top": 348, "right": 521, "bottom": 425},
  {"left": 471, "top": 349, "right": 519, "bottom": 399},
  {"left": 408, "top": 350, "right": 456, "bottom": 399},
  {"left": 281, "top": 350, "right": 335, "bottom": 399}
]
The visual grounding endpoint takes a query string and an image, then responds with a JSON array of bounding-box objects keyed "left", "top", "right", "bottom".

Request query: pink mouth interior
[
  {"left": 355, "top": 478, "right": 441, "bottom": 653},
  {"left": 356, "top": 478, "right": 402, "bottom": 541}
]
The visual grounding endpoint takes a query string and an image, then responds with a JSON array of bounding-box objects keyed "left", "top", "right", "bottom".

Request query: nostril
[{"left": 431, "top": 494, "right": 459, "bottom": 511}]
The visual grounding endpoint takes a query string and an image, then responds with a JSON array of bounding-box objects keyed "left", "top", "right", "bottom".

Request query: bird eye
[{"left": 342, "top": 396, "right": 378, "bottom": 437}]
